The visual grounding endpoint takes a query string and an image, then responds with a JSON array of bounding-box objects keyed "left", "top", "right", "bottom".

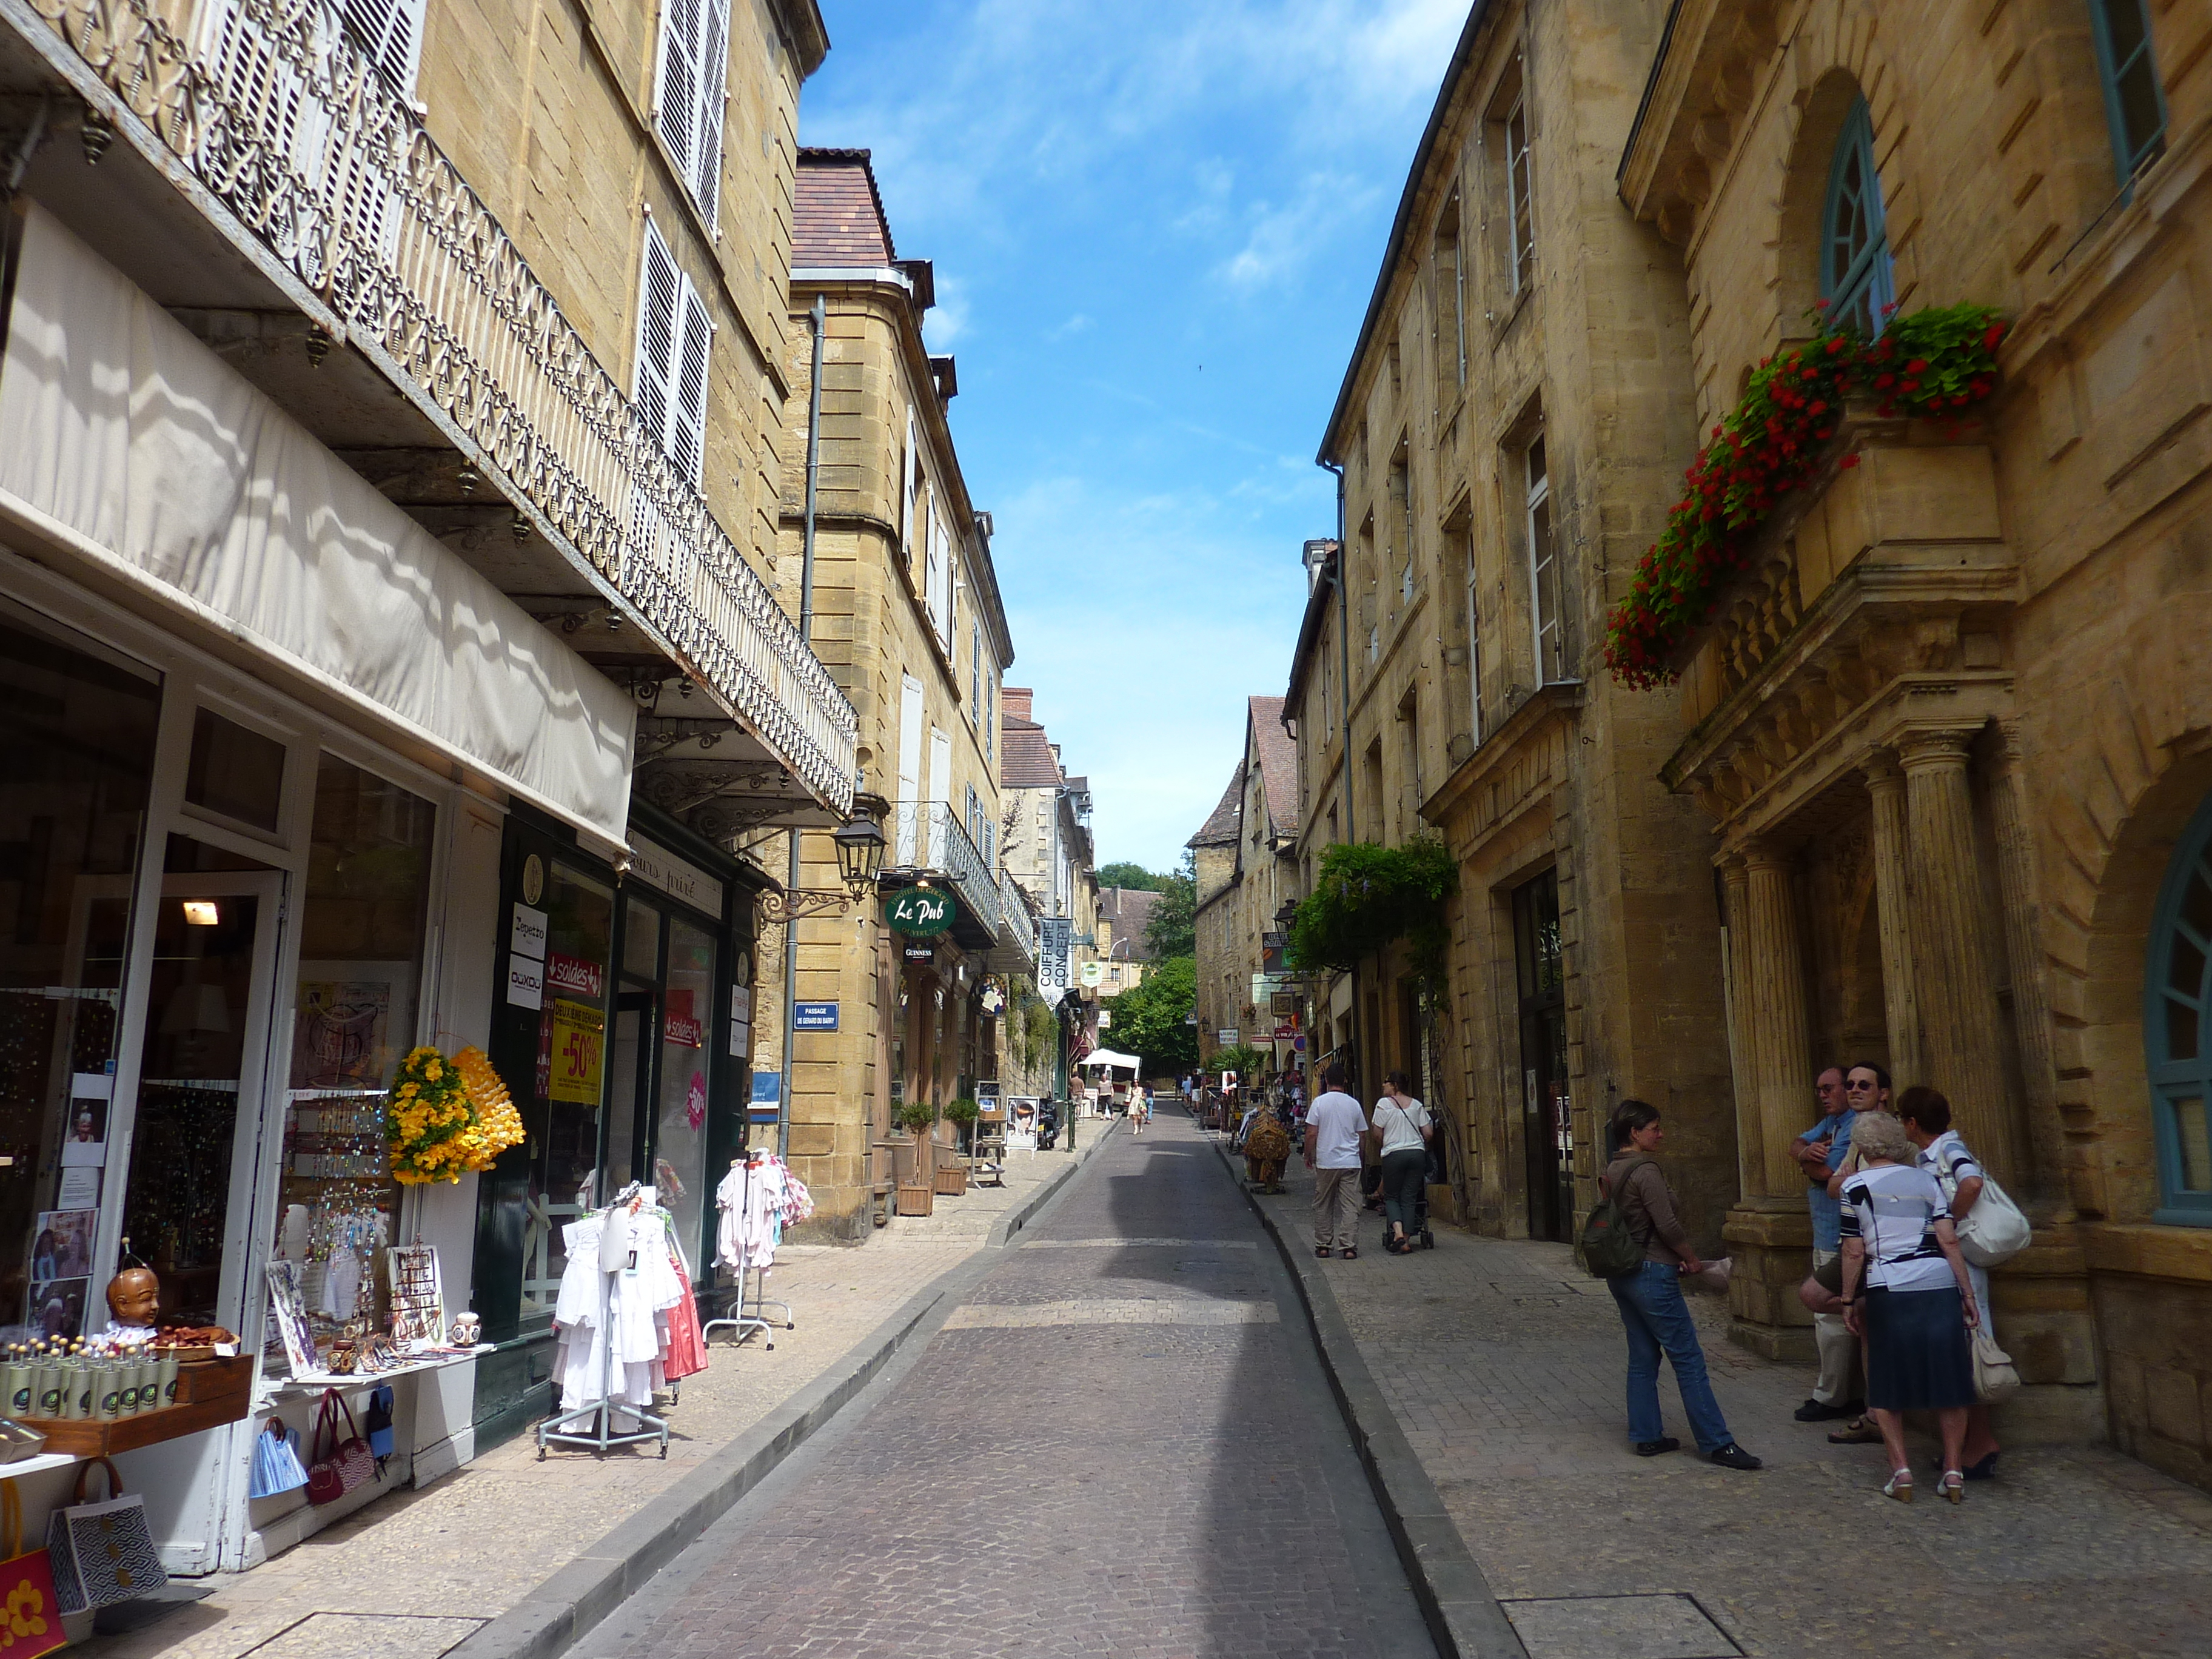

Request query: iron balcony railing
[
  {"left": 18, "top": 0, "right": 856, "bottom": 811},
  {"left": 997, "top": 866, "right": 1037, "bottom": 964},
  {"left": 886, "top": 801, "right": 1001, "bottom": 936}
]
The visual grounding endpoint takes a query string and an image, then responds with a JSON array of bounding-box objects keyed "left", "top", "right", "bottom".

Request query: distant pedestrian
[
  {"left": 1601, "top": 1100, "right": 1762, "bottom": 1471},
  {"left": 1838, "top": 1109, "right": 1980, "bottom": 1504},
  {"left": 1791, "top": 1065, "right": 1863, "bottom": 1423},
  {"left": 1132, "top": 1088, "right": 1150, "bottom": 1134},
  {"left": 1372, "top": 1071, "right": 1432, "bottom": 1255},
  {"left": 1304, "top": 1063, "right": 1367, "bottom": 1259}
]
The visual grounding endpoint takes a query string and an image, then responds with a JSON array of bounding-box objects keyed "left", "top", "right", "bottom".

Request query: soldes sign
[{"left": 884, "top": 888, "right": 957, "bottom": 937}]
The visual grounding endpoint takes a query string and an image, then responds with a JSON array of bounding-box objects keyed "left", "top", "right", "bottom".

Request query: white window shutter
[
  {"left": 902, "top": 412, "right": 917, "bottom": 550},
  {"left": 671, "top": 276, "right": 711, "bottom": 483},
  {"left": 692, "top": 0, "right": 729, "bottom": 227},
  {"left": 340, "top": 0, "right": 424, "bottom": 94},
  {"left": 635, "top": 223, "right": 680, "bottom": 456},
  {"left": 654, "top": 0, "right": 702, "bottom": 189}
]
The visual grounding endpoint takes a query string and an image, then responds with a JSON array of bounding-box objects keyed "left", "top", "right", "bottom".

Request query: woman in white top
[
  {"left": 1899, "top": 1085, "right": 2002, "bottom": 1482},
  {"left": 1372, "top": 1071, "right": 1433, "bottom": 1256},
  {"left": 1837, "top": 1110, "right": 1981, "bottom": 1504}
]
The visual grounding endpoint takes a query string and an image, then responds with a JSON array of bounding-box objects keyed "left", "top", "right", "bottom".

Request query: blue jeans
[{"left": 1608, "top": 1260, "right": 1734, "bottom": 1454}]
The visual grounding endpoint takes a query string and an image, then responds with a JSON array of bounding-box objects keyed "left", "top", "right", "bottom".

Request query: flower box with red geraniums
[{"left": 1603, "top": 304, "right": 2006, "bottom": 690}]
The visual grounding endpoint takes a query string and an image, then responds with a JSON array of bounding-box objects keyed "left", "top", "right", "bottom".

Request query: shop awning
[
  {"left": 0, "top": 204, "right": 635, "bottom": 845},
  {"left": 1079, "top": 1049, "right": 1142, "bottom": 1070}
]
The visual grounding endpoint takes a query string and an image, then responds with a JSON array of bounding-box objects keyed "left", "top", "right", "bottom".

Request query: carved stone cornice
[{"left": 1419, "top": 681, "right": 1586, "bottom": 829}]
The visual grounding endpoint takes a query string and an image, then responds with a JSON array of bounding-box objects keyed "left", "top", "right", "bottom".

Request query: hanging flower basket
[
  {"left": 1603, "top": 303, "right": 2006, "bottom": 689},
  {"left": 386, "top": 1044, "right": 527, "bottom": 1184}
]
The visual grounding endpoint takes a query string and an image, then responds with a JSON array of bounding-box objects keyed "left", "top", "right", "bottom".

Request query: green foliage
[
  {"left": 1288, "top": 839, "right": 1458, "bottom": 988},
  {"left": 1210, "top": 1044, "right": 1270, "bottom": 1082},
  {"left": 1144, "top": 852, "right": 1197, "bottom": 959},
  {"left": 1096, "top": 861, "right": 1167, "bottom": 892},
  {"left": 1108, "top": 954, "right": 1199, "bottom": 1074},
  {"left": 943, "top": 1098, "right": 980, "bottom": 1127},
  {"left": 1025, "top": 999, "right": 1059, "bottom": 1071},
  {"left": 894, "top": 1099, "right": 937, "bottom": 1135}
]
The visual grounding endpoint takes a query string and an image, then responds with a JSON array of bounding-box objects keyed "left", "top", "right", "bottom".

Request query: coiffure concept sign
[{"left": 883, "top": 888, "right": 957, "bottom": 937}]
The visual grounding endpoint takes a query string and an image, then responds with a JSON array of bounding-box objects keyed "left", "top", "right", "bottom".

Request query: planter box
[
  {"left": 934, "top": 1163, "right": 968, "bottom": 1196},
  {"left": 896, "top": 1183, "right": 934, "bottom": 1217}
]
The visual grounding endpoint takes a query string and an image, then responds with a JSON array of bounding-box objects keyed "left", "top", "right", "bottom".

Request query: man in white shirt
[{"left": 1304, "top": 1063, "right": 1369, "bottom": 1258}]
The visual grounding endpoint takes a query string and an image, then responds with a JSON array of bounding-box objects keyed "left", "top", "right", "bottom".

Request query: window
[
  {"left": 635, "top": 223, "right": 711, "bottom": 483},
  {"left": 971, "top": 624, "right": 983, "bottom": 712},
  {"left": 1435, "top": 192, "right": 1466, "bottom": 397},
  {"left": 654, "top": 0, "right": 732, "bottom": 226},
  {"left": 1820, "top": 97, "right": 1894, "bottom": 339},
  {"left": 1526, "top": 435, "right": 1564, "bottom": 684},
  {"left": 1464, "top": 531, "right": 1484, "bottom": 744},
  {"left": 2089, "top": 0, "right": 2167, "bottom": 187},
  {"left": 1505, "top": 96, "right": 1535, "bottom": 294},
  {"left": 337, "top": 0, "right": 426, "bottom": 93},
  {"left": 2148, "top": 792, "right": 2212, "bottom": 1224}
]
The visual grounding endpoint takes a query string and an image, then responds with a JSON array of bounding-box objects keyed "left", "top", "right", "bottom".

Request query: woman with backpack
[
  {"left": 1372, "top": 1071, "right": 1432, "bottom": 1255},
  {"left": 1600, "top": 1100, "right": 1763, "bottom": 1471}
]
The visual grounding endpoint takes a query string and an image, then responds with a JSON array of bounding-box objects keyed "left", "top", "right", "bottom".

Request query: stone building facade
[
  {"left": 1618, "top": 0, "right": 2212, "bottom": 1476},
  {"left": 1287, "top": 0, "right": 1734, "bottom": 1242},
  {"left": 755, "top": 149, "right": 1029, "bottom": 1238}
]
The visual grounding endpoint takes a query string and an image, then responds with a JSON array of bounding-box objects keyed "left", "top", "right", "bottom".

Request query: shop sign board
[
  {"left": 1079, "top": 960, "right": 1104, "bottom": 987},
  {"left": 794, "top": 1001, "right": 839, "bottom": 1030},
  {"left": 511, "top": 904, "right": 548, "bottom": 960},
  {"left": 547, "top": 953, "right": 603, "bottom": 1000},
  {"left": 1039, "top": 916, "right": 1072, "bottom": 990},
  {"left": 884, "top": 888, "right": 957, "bottom": 937},
  {"left": 627, "top": 833, "right": 725, "bottom": 917},
  {"left": 663, "top": 998, "right": 703, "bottom": 1048},
  {"left": 1217, "top": 1028, "right": 1239, "bottom": 1045},
  {"left": 903, "top": 943, "right": 937, "bottom": 963},
  {"left": 549, "top": 999, "right": 605, "bottom": 1105},
  {"left": 1097, "top": 1011, "right": 1111, "bottom": 1030},
  {"left": 506, "top": 956, "right": 544, "bottom": 1011},
  {"left": 749, "top": 1072, "right": 779, "bottom": 1122},
  {"left": 728, "top": 1019, "right": 750, "bottom": 1059}
]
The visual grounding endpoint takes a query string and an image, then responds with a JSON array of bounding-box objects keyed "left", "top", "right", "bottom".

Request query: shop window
[
  {"left": 653, "top": 914, "right": 715, "bottom": 1265},
  {"left": 2147, "top": 794, "right": 2212, "bottom": 1224},
  {"left": 0, "top": 611, "right": 161, "bottom": 1341},
  {"left": 270, "top": 756, "right": 436, "bottom": 1348},
  {"left": 520, "top": 862, "right": 614, "bottom": 1315},
  {"left": 2089, "top": 0, "right": 2167, "bottom": 189},
  {"left": 185, "top": 706, "right": 286, "bottom": 834},
  {"left": 1820, "top": 97, "right": 1894, "bottom": 339}
]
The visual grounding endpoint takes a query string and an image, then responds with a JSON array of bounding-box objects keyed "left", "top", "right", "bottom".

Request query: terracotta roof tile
[
  {"left": 1187, "top": 762, "right": 1245, "bottom": 848},
  {"left": 794, "top": 150, "right": 895, "bottom": 266},
  {"left": 1000, "top": 716, "right": 1062, "bottom": 789}
]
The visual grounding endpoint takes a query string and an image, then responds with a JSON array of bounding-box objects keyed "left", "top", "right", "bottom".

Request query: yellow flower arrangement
[
  {"left": 386, "top": 1044, "right": 529, "bottom": 1183},
  {"left": 454, "top": 1047, "right": 525, "bottom": 1171}
]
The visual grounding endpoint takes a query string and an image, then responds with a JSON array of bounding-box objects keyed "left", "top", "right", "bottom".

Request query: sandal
[
  {"left": 1828, "top": 1415, "right": 1882, "bottom": 1444},
  {"left": 1939, "top": 1469, "right": 1965, "bottom": 1504},
  {"left": 1315, "top": 1247, "right": 1333, "bottom": 1259},
  {"left": 1883, "top": 1468, "right": 1914, "bottom": 1504},
  {"left": 1340, "top": 1247, "right": 1358, "bottom": 1260}
]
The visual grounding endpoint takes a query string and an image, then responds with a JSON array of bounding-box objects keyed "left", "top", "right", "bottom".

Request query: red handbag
[
  {"left": 0, "top": 1484, "right": 64, "bottom": 1657},
  {"left": 306, "top": 1389, "right": 374, "bottom": 1505}
]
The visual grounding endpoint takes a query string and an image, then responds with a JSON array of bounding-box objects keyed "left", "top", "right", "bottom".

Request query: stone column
[
  {"left": 1897, "top": 726, "right": 2022, "bottom": 1182},
  {"left": 1741, "top": 838, "right": 1815, "bottom": 1198},
  {"left": 1862, "top": 749, "right": 1923, "bottom": 1084},
  {"left": 1719, "top": 856, "right": 1765, "bottom": 1196},
  {"left": 1988, "top": 723, "right": 2067, "bottom": 1215}
]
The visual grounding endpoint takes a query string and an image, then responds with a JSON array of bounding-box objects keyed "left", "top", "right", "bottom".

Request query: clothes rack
[
  {"left": 706, "top": 1153, "right": 802, "bottom": 1346},
  {"left": 538, "top": 1186, "right": 669, "bottom": 1460}
]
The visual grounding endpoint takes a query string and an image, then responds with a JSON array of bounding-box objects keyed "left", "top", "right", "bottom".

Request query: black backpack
[{"left": 1579, "top": 1155, "right": 1653, "bottom": 1279}]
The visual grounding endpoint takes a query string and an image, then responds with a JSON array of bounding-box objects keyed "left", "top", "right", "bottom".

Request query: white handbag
[
  {"left": 1934, "top": 1145, "right": 2031, "bottom": 1267},
  {"left": 1971, "top": 1331, "right": 2021, "bottom": 1403}
]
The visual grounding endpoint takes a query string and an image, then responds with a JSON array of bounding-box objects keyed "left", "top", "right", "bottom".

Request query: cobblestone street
[
  {"left": 580, "top": 1111, "right": 1432, "bottom": 1659},
  {"left": 1247, "top": 1141, "right": 2212, "bottom": 1659}
]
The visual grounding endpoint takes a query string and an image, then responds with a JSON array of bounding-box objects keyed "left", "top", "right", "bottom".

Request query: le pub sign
[{"left": 884, "top": 888, "right": 957, "bottom": 937}]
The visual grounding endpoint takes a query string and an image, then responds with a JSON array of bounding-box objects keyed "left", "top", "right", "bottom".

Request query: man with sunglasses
[{"left": 1791, "top": 1065, "right": 1863, "bottom": 1421}]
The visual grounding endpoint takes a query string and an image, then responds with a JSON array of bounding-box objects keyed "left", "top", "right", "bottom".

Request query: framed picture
[
  {"left": 264, "top": 1260, "right": 320, "bottom": 1375},
  {"left": 28, "top": 1278, "right": 89, "bottom": 1341}
]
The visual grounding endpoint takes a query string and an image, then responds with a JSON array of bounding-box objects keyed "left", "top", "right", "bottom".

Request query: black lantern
[
  {"left": 1275, "top": 899, "right": 1299, "bottom": 927},
  {"left": 833, "top": 808, "right": 886, "bottom": 896}
]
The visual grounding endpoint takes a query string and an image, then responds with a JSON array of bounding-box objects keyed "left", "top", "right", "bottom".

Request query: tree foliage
[
  {"left": 1096, "top": 861, "right": 1167, "bottom": 892},
  {"left": 1287, "top": 839, "right": 1458, "bottom": 987},
  {"left": 1144, "top": 851, "right": 1197, "bottom": 959},
  {"left": 1108, "top": 953, "right": 1198, "bottom": 1074}
]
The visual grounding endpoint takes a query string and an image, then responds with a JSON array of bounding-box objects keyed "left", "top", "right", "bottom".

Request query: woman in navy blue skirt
[{"left": 1838, "top": 1110, "right": 1981, "bottom": 1503}]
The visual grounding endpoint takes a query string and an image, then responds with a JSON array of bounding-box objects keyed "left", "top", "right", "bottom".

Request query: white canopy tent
[{"left": 1078, "top": 1049, "right": 1142, "bottom": 1070}]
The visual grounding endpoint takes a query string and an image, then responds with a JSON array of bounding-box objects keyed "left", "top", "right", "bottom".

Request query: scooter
[{"left": 1036, "top": 1099, "right": 1061, "bottom": 1150}]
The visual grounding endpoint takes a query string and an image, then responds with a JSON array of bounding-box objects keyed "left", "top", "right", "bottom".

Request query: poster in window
[
  {"left": 292, "top": 971, "right": 403, "bottom": 1088},
  {"left": 59, "top": 1098, "right": 107, "bottom": 1167},
  {"left": 28, "top": 1278, "right": 88, "bottom": 1340},
  {"left": 548, "top": 999, "right": 606, "bottom": 1107}
]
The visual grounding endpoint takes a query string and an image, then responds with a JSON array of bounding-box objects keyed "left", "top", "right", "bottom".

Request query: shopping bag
[
  {"left": 249, "top": 1417, "right": 310, "bottom": 1500},
  {"left": 0, "top": 1484, "right": 65, "bottom": 1657},
  {"left": 364, "top": 1386, "right": 395, "bottom": 1460},
  {"left": 45, "top": 1456, "right": 166, "bottom": 1613},
  {"left": 306, "top": 1389, "right": 374, "bottom": 1506}
]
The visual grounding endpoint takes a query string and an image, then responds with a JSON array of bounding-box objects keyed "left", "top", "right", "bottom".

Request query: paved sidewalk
[
  {"left": 1232, "top": 1134, "right": 2212, "bottom": 1659},
  {"left": 85, "top": 1136, "right": 1107, "bottom": 1659}
]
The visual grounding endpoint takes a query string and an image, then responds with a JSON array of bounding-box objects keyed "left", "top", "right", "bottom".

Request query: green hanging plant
[{"left": 1287, "top": 839, "right": 1458, "bottom": 989}]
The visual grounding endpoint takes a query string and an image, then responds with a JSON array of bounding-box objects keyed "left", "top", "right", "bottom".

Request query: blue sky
[{"left": 803, "top": 0, "right": 1464, "bottom": 872}]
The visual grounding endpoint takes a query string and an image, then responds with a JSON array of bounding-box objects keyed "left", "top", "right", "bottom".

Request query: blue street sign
[
  {"left": 794, "top": 1001, "right": 840, "bottom": 1031},
  {"left": 749, "top": 1072, "right": 779, "bottom": 1121}
]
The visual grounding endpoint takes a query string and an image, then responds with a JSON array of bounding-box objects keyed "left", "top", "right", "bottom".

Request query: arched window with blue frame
[
  {"left": 2147, "top": 792, "right": 2212, "bottom": 1224},
  {"left": 2088, "top": 0, "right": 2167, "bottom": 189},
  {"left": 1820, "top": 97, "right": 1894, "bottom": 338}
]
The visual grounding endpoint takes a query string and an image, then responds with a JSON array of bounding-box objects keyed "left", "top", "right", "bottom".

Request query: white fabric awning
[
  {"left": 0, "top": 204, "right": 635, "bottom": 843},
  {"left": 1079, "top": 1049, "right": 1142, "bottom": 1070}
]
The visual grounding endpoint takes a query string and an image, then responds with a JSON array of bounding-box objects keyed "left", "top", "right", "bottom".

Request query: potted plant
[
  {"left": 894, "top": 1099, "right": 937, "bottom": 1138},
  {"left": 893, "top": 1100, "right": 937, "bottom": 1216},
  {"left": 943, "top": 1098, "right": 980, "bottom": 1149}
]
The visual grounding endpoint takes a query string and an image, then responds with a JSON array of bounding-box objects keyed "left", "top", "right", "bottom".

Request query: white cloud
[
  {"left": 1047, "top": 312, "right": 1093, "bottom": 340},
  {"left": 1218, "top": 170, "right": 1378, "bottom": 289},
  {"left": 923, "top": 272, "right": 972, "bottom": 349}
]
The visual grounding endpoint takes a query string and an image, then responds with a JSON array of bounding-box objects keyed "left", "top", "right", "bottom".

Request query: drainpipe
[
  {"left": 777, "top": 293, "right": 827, "bottom": 1159},
  {"left": 1321, "top": 458, "right": 1362, "bottom": 1093}
]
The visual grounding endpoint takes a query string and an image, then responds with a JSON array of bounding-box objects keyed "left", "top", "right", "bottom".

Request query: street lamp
[
  {"left": 832, "top": 807, "right": 886, "bottom": 897},
  {"left": 1274, "top": 899, "right": 1298, "bottom": 928}
]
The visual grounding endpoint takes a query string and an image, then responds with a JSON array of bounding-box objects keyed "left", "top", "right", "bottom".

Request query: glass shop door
[{"left": 114, "top": 867, "right": 286, "bottom": 1574}]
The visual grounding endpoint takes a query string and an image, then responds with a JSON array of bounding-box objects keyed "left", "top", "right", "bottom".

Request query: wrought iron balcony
[
  {"left": 13, "top": 0, "right": 856, "bottom": 813},
  {"left": 885, "top": 801, "right": 1002, "bottom": 940},
  {"left": 997, "top": 866, "right": 1037, "bottom": 965}
]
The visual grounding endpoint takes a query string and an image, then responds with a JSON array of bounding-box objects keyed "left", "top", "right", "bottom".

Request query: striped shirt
[
  {"left": 1839, "top": 1162, "right": 1953, "bottom": 1292},
  {"left": 1918, "top": 1130, "right": 1982, "bottom": 1200}
]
